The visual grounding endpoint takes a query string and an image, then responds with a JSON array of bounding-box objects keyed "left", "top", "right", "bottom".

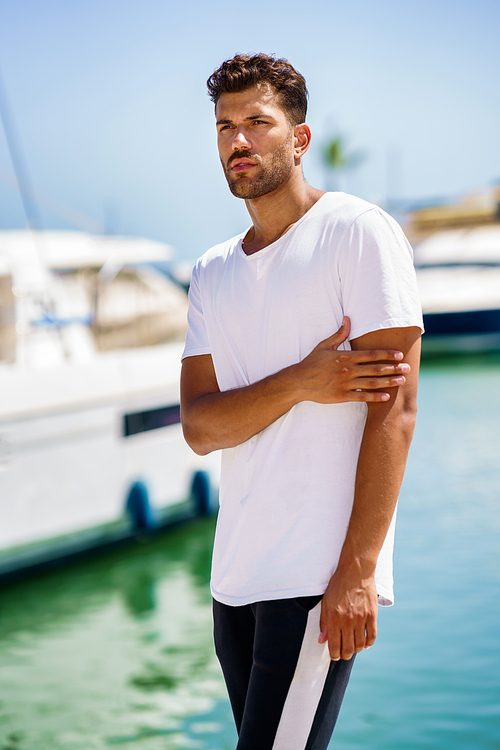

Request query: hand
[
  {"left": 318, "top": 566, "right": 378, "bottom": 661},
  {"left": 293, "top": 316, "right": 410, "bottom": 404}
]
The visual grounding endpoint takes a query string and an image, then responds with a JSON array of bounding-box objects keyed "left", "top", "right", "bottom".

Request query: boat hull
[{"left": 422, "top": 309, "right": 500, "bottom": 354}]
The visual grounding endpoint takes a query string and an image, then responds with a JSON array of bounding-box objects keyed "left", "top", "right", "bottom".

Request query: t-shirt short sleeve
[
  {"left": 338, "top": 207, "right": 424, "bottom": 340},
  {"left": 182, "top": 263, "right": 211, "bottom": 359}
]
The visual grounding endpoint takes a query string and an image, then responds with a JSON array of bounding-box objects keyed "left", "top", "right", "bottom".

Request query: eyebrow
[{"left": 216, "top": 112, "right": 273, "bottom": 126}]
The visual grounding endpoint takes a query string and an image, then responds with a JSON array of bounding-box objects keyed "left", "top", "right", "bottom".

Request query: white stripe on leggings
[{"left": 272, "top": 601, "right": 331, "bottom": 750}]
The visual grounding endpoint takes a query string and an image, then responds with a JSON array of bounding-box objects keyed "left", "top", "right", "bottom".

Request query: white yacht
[
  {"left": 414, "top": 225, "right": 500, "bottom": 354},
  {"left": 0, "top": 230, "right": 219, "bottom": 579}
]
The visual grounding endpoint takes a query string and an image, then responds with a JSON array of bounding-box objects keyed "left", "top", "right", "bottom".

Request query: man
[{"left": 180, "top": 53, "right": 423, "bottom": 750}]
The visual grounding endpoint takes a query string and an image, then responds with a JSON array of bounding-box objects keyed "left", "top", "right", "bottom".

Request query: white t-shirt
[{"left": 183, "top": 192, "right": 423, "bottom": 607}]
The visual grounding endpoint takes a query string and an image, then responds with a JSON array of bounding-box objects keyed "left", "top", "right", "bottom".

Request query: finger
[
  {"left": 319, "top": 317, "right": 351, "bottom": 350},
  {"left": 345, "top": 349, "right": 405, "bottom": 363},
  {"left": 350, "top": 375, "right": 406, "bottom": 391},
  {"left": 353, "top": 622, "right": 366, "bottom": 654},
  {"left": 348, "top": 363, "right": 411, "bottom": 377},
  {"left": 327, "top": 627, "right": 342, "bottom": 661},
  {"left": 318, "top": 611, "right": 328, "bottom": 644},
  {"left": 365, "top": 614, "right": 377, "bottom": 649},
  {"left": 331, "top": 316, "right": 350, "bottom": 351},
  {"left": 346, "top": 390, "right": 391, "bottom": 403},
  {"left": 339, "top": 628, "right": 355, "bottom": 661}
]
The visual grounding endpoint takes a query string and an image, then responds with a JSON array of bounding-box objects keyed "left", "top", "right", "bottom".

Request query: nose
[{"left": 232, "top": 126, "right": 251, "bottom": 151}]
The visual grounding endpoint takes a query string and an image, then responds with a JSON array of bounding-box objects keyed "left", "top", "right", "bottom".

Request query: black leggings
[{"left": 213, "top": 596, "right": 355, "bottom": 750}]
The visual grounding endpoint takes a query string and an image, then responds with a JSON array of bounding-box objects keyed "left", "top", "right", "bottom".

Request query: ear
[{"left": 293, "top": 123, "right": 312, "bottom": 159}]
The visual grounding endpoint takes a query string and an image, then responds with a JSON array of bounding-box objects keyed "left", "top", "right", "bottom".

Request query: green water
[{"left": 1, "top": 358, "right": 500, "bottom": 749}]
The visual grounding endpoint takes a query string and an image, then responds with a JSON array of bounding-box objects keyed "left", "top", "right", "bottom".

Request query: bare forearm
[
  {"left": 181, "top": 320, "right": 414, "bottom": 456},
  {"left": 181, "top": 365, "right": 299, "bottom": 455},
  {"left": 336, "top": 404, "right": 417, "bottom": 578},
  {"left": 319, "top": 403, "right": 417, "bottom": 661},
  {"left": 318, "top": 326, "right": 421, "bottom": 661},
  {"left": 338, "top": 328, "right": 420, "bottom": 574},
  {"left": 181, "top": 354, "right": 410, "bottom": 455}
]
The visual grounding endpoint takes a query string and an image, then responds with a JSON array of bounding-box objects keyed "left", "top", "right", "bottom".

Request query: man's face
[{"left": 215, "top": 84, "right": 295, "bottom": 199}]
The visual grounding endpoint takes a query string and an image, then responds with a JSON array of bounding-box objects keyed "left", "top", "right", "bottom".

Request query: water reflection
[
  {"left": 122, "top": 570, "right": 157, "bottom": 617},
  {"left": 1, "top": 359, "right": 500, "bottom": 750},
  {"left": 0, "top": 516, "right": 237, "bottom": 750},
  {"left": 0, "top": 513, "right": 214, "bottom": 634}
]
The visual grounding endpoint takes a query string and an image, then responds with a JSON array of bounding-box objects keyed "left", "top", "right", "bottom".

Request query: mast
[
  {"left": 0, "top": 63, "right": 69, "bottom": 361},
  {"left": 0, "top": 65, "right": 41, "bottom": 230}
]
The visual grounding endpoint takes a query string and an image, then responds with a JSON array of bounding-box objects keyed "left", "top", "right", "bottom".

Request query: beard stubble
[{"left": 222, "top": 140, "right": 294, "bottom": 199}]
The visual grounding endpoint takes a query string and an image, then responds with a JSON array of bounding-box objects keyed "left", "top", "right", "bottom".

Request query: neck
[{"left": 242, "top": 172, "right": 325, "bottom": 255}]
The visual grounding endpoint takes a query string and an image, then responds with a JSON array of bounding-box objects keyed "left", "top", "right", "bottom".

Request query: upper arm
[
  {"left": 351, "top": 327, "right": 421, "bottom": 419},
  {"left": 180, "top": 354, "right": 220, "bottom": 418}
]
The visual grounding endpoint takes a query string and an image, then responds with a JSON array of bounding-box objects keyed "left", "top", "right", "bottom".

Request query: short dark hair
[{"left": 207, "top": 53, "right": 308, "bottom": 126}]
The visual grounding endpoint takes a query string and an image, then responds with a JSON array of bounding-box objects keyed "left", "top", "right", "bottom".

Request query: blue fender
[
  {"left": 191, "top": 470, "right": 211, "bottom": 517},
  {"left": 125, "top": 481, "right": 156, "bottom": 531}
]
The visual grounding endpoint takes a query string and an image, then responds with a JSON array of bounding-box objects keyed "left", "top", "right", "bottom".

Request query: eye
[{"left": 218, "top": 124, "right": 233, "bottom": 133}]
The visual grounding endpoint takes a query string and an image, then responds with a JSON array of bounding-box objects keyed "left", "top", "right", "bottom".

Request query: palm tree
[{"left": 322, "top": 136, "right": 366, "bottom": 192}]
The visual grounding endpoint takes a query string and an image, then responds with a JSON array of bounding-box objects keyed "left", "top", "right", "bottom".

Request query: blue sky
[{"left": 0, "top": 0, "right": 499, "bottom": 262}]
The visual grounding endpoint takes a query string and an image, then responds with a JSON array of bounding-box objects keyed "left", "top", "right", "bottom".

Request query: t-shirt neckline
[{"left": 237, "top": 192, "right": 332, "bottom": 260}]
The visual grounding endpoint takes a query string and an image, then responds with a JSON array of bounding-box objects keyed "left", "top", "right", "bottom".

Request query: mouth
[
  {"left": 231, "top": 160, "right": 256, "bottom": 172},
  {"left": 231, "top": 162, "right": 255, "bottom": 172}
]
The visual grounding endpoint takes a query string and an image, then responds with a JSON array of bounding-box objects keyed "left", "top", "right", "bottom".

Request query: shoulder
[
  {"left": 320, "top": 194, "right": 412, "bottom": 261},
  {"left": 320, "top": 192, "right": 402, "bottom": 235},
  {"left": 195, "top": 231, "right": 246, "bottom": 273},
  {"left": 319, "top": 191, "right": 375, "bottom": 222}
]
